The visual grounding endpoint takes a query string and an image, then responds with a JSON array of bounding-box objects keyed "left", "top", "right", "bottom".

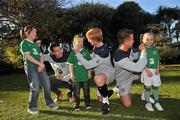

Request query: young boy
[
  {"left": 67, "top": 35, "right": 92, "bottom": 110},
  {"left": 74, "top": 28, "right": 115, "bottom": 115}
]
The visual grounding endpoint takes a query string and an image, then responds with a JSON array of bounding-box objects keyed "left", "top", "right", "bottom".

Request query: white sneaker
[
  {"left": 141, "top": 92, "right": 155, "bottom": 104},
  {"left": 155, "top": 103, "right": 164, "bottom": 111},
  {"left": 48, "top": 103, "right": 59, "bottom": 110},
  {"left": 113, "top": 86, "right": 120, "bottom": 97},
  {"left": 145, "top": 103, "right": 154, "bottom": 112},
  {"left": 28, "top": 107, "right": 39, "bottom": 114}
]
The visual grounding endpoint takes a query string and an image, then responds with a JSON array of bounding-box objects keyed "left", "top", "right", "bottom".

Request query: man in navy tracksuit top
[{"left": 114, "top": 29, "right": 147, "bottom": 107}]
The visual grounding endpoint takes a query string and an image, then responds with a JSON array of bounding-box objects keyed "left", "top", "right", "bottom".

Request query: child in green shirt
[
  {"left": 140, "top": 32, "right": 164, "bottom": 112},
  {"left": 67, "top": 35, "right": 92, "bottom": 110},
  {"left": 19, "top": 25, "right": 59, "bottom": 114}
]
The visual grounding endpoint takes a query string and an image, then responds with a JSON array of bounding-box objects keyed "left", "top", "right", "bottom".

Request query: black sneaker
[
  {"left": 101, "top": 103, "right": 110, "bottom": 115},
  {"left": 75, "top": 105, "right": 80, "bottom": 111},
  {"left": 108, "top": 90, "right": 114, "bottom": 98}
]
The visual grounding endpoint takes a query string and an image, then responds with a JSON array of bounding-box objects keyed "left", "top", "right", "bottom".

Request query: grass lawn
[{"left": 0, "top": 71, "right": 180, "bottom": 120}]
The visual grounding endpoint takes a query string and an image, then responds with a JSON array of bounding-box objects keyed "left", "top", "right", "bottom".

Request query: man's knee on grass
[
  {"left": 120, "top": 94, "right": 131, "bottom": 108},
  {"left": 94, "top": 73, "right": 107, "bottom": 87}
]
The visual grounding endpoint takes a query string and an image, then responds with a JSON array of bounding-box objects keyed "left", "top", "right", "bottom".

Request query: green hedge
[{"left": 160, "top": 64, "right": 180, "bottom": 71}]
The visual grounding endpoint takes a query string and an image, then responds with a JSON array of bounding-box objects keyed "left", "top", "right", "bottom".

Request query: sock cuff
[
  {"left": 145, "top": 87, "right": 151, "bottom": 91},
  {"left": 152, "top": 86, "right": 159, "bottom": 89}
]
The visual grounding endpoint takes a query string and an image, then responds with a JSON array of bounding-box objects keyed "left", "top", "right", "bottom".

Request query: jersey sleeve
[
  {"left": 20, "top": 41, "right": 30, "bottom": 54},
  {"left": 67, "top": 51, "right": 74, "bottom": 64},
  {"left": 76, "top": 52, "right": 106, "bottom": 69},
  {"left": 115, "top": 52, "right": 147, "bottom": 72},
  {"left": 132, "top": 52, "right": 139, "bottom": 60},
  {"left": 42, "top": 54, "right": 54, "bottom": 63}
]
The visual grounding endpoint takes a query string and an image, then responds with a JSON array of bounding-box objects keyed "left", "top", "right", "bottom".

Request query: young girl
[
  {"left": 141, "top": 32, "right": 164, "bottom": 111},
  {"left": 19, "top": 25, "right": 59, "bottom": 114},
  {"left": 67, "top": 35, "right": 92, "bottom": 111}
]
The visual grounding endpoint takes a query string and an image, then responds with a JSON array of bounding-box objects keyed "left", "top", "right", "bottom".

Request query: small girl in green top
[
  {"left": 19, "top": 25, "right": 59, "bottom": 114},
  {"left": 140, "top": 32, "right": 164, "bottom": 112},
  {"left": 67, "top": 35, "right": 92, "bottom": 110}
]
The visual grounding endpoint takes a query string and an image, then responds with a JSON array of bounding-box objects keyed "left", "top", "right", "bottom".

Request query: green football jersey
[
  {"left": 146, "top": 46, "right": 160, "bottom": 69},
  {"left": 67, "top": 47, "right": 91, "bottom": 83},
  {"left": 19, "top": 39, "right": 41, "bottom": 65}
]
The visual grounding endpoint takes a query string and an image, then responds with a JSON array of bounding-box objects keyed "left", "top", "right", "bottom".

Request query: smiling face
[
  {"left": 74, "top": 38, "right": 84, "bottom": 49},
  {"left": 26, "top": 28, "right": 37, "bottom": 41},
  {"left": 52, "top": 46, "right": 63, "bottom": 58},
  {"left": 142, "top": 33, "right": 154, "bottom": 48}
]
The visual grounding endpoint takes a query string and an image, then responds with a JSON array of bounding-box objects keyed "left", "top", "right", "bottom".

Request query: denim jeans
[
  {"left": 74, "top": 81, "right": 90, "bottom": 106},
  {"left": 24, "top": 63, "right": 53, "bottom": 108}
]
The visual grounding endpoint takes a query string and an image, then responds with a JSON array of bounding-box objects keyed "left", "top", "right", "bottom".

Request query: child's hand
[
  {"left": 39, "top": 63, "right": 45, "bottom": 69},
  {"left": 70, "top": 74, "right": 75, "bottom": 81},
  {"left": 74, "top": 47, "right": 80, "bottom": 53},
  {"left": 155, "top": 69, "right": 159, "bottom": 75},
  {"left": 74, "top": 43, "right": 82, "bottom": 53},
  {"left": 37, "top": 66, "right": 44, "bottom": 72},
  {"left": 145, "top": 69, "right": 153, "bottom": 77}
]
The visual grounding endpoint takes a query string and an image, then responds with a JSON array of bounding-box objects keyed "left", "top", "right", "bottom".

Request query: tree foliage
[
  {"left": 0, "top": 0, "right": 180, "bottom": 68},
  {"left": 155, "top": 6, "right": 180, "bottom": 43}
]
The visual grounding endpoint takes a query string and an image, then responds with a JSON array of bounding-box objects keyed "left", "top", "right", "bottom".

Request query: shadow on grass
[
  {"left": 0, "top": 73, "right": 180, "bottom": 91},
  {"left": 38, "top": 96, "right": 180, "bottom": 120}
]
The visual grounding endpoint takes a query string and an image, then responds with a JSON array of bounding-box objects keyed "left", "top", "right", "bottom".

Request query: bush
[
  {"left": 2, "top": 41, "right": 23, "bottom": 69},
  {"left": 160, "top": 64, "right": 180, "bottom": 71}
]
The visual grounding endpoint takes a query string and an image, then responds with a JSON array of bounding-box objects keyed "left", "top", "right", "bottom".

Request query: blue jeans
[{"left": 24, "top": 63, "right": 53, "bottom": 108}]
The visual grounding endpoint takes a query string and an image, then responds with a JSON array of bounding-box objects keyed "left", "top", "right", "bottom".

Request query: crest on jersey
[
  {"left": 96, "top": 60, "right": 100, "bottom": 63},
  {"left": 78, "top": 62, "right": 82, "bottom": 65}
]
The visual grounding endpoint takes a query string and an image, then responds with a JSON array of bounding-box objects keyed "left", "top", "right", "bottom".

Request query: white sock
[
  {"left": 112, "top": 86, "right": 119, "bottom": 93},
  {"left": 103, "top": 97, "right": 109, "bottom": 104}
]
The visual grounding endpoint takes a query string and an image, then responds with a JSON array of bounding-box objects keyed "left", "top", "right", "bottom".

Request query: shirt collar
[{"left": 25, "top": 39, "right": 34, "bottom": 43}]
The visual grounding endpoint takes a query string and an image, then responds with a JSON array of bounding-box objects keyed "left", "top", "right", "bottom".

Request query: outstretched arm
[
  {"left": 75, "top": 52, "right": 106, "bottom": 69},
  {"left": 116, "top": 52, "right": 147, "bottom": 72}
]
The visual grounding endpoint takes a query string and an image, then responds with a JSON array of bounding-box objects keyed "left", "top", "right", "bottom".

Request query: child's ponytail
[
  {"left": 140, "top": 34, "right": 144, "bottom": 42},
  {"left": 19, "top": 25, "right": 35, "bottom": 40},
  {"left": 20, "top": 27, "right": 26, "bottom": 40}
]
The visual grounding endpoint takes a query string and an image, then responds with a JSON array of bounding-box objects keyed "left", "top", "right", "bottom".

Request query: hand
[
  {"left": 39, "top": 63, "right": 45, "bottom": 70},
  {"left": 74, "top": 44, "right": 82, "bottom": 53},
  {"left": 70, "top": 74, "right": 75, "bottom": 81},
  {"left": 139, "top": 43, "right": 146, "bottom": 53},
  {"left": 37, "top": 66, "right": 44, "bottom": 72},
  {"left": 155, "top": 69, "right": 159, "bottom": 75},
  {"left": 146, "top": 69, "right": 153, "bottom": 77},
  {"left": 56, "top": 75, "right": 64, "bottom": 80},
  {"left": 74, "top": 47, "right": 80, "bottom": 53}
]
